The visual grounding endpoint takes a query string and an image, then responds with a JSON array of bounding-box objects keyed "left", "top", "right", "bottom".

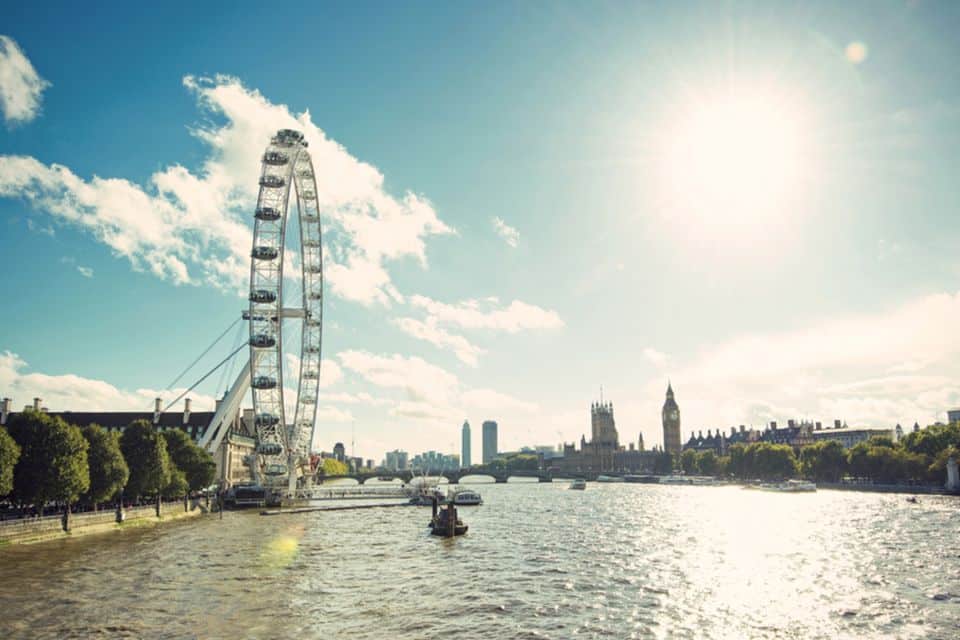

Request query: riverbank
[{"left": 0, "top": 499, "right": 208, "bottom": 546}]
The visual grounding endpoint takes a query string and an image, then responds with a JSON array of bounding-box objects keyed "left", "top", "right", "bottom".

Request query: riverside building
[
  {"left": 461, "top": 420, "right": 472, "bottom": 468},
  {"left": 0, "top": 396, "right": 254, "bottom": 487},
  {"left": 482, "top": 420, "right": 498, "bottom": 464}
]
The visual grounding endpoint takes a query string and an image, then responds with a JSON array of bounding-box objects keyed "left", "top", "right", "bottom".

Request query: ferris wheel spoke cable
[
  {"left": 158, "top": 342, "right": 247, "bottom": 418},
  {"left": 164, "top": 316, "right": 242, "bottom": 391}
]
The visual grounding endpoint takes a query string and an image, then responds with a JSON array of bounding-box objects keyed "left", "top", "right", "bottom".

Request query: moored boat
[
  {"left": 746, "top": 480, "right": 817, "bottom": 492},
  {"left": 596, "top": 475, "right": 624, "bottom": 483},
  {"left": 428, "top": 500, "right": 468, "bottom": 537},
  {"left": 447, "top": 487, "right": 483, "bottom": 505},
  {"left": 569, "top": 478, "right": 587, "bottom": 490}
]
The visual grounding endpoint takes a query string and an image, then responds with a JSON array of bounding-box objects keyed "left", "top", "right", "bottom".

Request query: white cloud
[
  {"left": 640, "top": 291, "right": 960, "bottom": 437},
  {"left": 0, "top": 75, "right": 453, "bottom": 303},
  {"left": 315, "top": 405, "right": 354, "bottom": 424},
  {"left": 0, "top": 350, "right": 216, "bottom": 413},
  {"left": 460, "top": 388, "right": 538, "bottom": 413},
  {"left": 76, "top": 265, "right": 93, "bottom": 278},
  {"left": 338, "top": 350, "right": 459, "bottom": 406},
  {"left": 0, "top": 36, "right": 49, "bottom": 126},
  {"left": 336, "top": 349, "right": 539, "bottom": 428},
  {"left": 492, "top": 216, "right": 519, "bottom": 248},
  {"left": 409, "top": 295, "right": 563, "bottom": 333},
  {"left": 642, "top": 347, "right": 668, "bottom": 366},
  {"left": 319, "top": 391, "right": 391, "bottom": 406},
  {"left": 393, "top": 317, "right": 485, "bottom": 366}
]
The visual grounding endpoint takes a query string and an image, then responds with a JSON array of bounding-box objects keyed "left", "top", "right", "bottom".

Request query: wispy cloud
[
  {"left": 337, "top": 349, "right": 538, "bottom": 425},
  {"left": 0, "top": 75, "right": 453, "bottom": 303},
  {"left": 632, "top": 291, "right": 960, "bottom": 443},
  {"left": 409, "top": 295, "right": 563, "bottom": 333},
  {"left": 76, "top": 265, "right": 93, "bottom": 278},
  {"left": 0, "top": 35, "right": 49, "bottom": 126},
  {"left": 393, "top": 317, "right": 485, "bottom": 366},
  {"left": 642, "top": 347, "right": 668, "bottom": 366},
  {"left": 492, "top": 216, "right": 519, "bottom": 248},
  {"left": 0, "top": 350, "right": 215, "bottom": 412}
]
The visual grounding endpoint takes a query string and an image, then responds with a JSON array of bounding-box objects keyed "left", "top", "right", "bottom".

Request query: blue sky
[{"left": 1, "top": 1, "right": 959, "bottom": 461}]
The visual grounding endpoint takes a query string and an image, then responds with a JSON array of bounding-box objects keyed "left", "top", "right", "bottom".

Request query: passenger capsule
[
  {"left": 257, "top": 442, "right": 283, "bottom": 456},
  {"left": 249, "top": 334, "right": 276, "bottom": 348},
  {"left": 259, "top": 175, "right": 285, "bottom": 189},
  {"left": 251, "top": 246, "right": 279, "bottom": 260},
  {"left": 262, "top": 151, "right": 289, "bottom": 166},
  {"left": 252, "top": 376, "right": 277, "bottom": 389},
  {"left": 264, "top": 463, "right": 287, "bottom": 476},
  {"left": 249, "top": 289, "right": 277, "bottom": 304},
  {"left": 255, "top": 207, "right": 281, "bottom": 221},
  {"left": 254, "top": 413, "right": 280, "bottom": 427}
]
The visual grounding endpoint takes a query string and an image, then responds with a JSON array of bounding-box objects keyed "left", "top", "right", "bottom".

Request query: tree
[
  {"left": 162, "top": 429, "right": 216, "bottom": 492},
  {"left": 653, "top": 450, "right": 674, "bottom": 474},
  {"left": 0, "top": 425, "right": 20, "bottom": 497},
  {"left": 680, "top": 449, "right": 698, "bottom": 474},
  {"left": 727, "top": 443, "right": 754, "bottom": 479},
  {"left": 696, "top": 450, "right": 719, "bottom": 476},
  {"left": 751, "top": 443, "right": 797, "bottom": 480},
  {"left": 82, "top": 424, "right": 129, "bottom": 509},
  {"left": 7, "top": 411, "right": 90, "bottom": 513},
  {"left": 902, "top": 422, "right": 960, "bottom": 458},
  {"left": 163, "top": 465, "right": 189, "bottom": 499},
  {"left": 319, "top": 458, "right": 348, "bottom": 476},
  {"left": 799, "top": 440, "right": 847, "bottom": 482},
  {"left": 120, "top": 420, "right": 171, "bottom": 498}
]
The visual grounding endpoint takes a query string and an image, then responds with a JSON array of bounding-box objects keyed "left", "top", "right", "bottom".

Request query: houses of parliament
[{"left": 555, "top": 383, "right": 680, "bottom": 473}]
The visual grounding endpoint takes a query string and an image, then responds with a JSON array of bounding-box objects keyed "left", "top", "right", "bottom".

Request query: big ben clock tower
[{"left": 662, "top": 382, "right": 682, "bottom": 456}]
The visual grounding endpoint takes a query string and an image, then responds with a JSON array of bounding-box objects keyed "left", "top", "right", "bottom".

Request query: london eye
[{"left": 247, "top": 129, "right": 323, "bottom": 490}]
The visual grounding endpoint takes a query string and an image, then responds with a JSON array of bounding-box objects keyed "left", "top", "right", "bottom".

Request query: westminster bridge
[{"left": 314, "top": 466, "right": 598, "bottom": 484}]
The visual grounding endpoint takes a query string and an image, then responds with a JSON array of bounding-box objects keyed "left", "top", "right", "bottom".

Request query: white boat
[
  {"left": 569, "top": 479, "right": 586, "bottom": 490},
  {"left": 596, "top": 475, "right": 624, "bottom": 483},
  {"left": 659, "top": 475, "right": 691, "bottom": 485},
  {"left": 747, "top": 480, "right": 817, "bottom": 493},
  {"left": 447, "top": 487, "right": 483, "bottom": 505}
]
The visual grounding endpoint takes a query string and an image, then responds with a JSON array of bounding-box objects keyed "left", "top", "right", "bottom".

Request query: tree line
[
  {"left": 677, "top": 421, "right": 960, "bottom": 483},
  {"left": 0, "top": 410, "right": 217, "bottom": 515}
]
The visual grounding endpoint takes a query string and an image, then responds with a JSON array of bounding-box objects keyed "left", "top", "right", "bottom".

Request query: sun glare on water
[{"left": 659, "top": 89, "right": 810, "bottom": 243}]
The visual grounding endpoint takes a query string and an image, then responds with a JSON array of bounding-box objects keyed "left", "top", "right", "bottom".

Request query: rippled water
[{"left": 1, "top": 483, "right": 958, "bottom": 639}]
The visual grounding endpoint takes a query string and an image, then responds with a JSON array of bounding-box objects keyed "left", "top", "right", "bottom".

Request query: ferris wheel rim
[{"left": 247, "top": 128, "right": 323, "bottom": 485}]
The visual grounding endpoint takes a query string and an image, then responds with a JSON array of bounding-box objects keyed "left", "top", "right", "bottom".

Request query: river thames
[{"left": 1, "top": 483, "right": 958, "bottom": 639}]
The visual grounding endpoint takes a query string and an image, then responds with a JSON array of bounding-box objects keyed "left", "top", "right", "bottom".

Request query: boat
[
  {"left": 747, "top": 480, "right": 817, "bottom": 493},
  {"left": 428, "top": 501, "right": 468, "bottom": 537},
  {"left": 624, "top": 475, "right": 659, "bottom": 483},
  {"left": 408, "top": 487, "right": 446, "bottom": 506},
  {"left": 659, "top": 475, "right": 691, "bottom": 485},
  {"left": 596, "top": 475, "right": 624, "bottom": 483},
  {"left": 447, "top": 487, "right": 483, "bottom": 505},
  {"left": 569, "top": 479, "right": 587, "bottom": 490}
]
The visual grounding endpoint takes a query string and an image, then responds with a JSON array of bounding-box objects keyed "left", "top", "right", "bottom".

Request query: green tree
[
  {"left": 751, "top": 443, "right": 798, "bottom": 480},
  {"left": 82, "top": 424, "right": 129, "bottom": 509},
  {"left": 319, "top": 458, "right": 348, "bottom": 476},
  {"left": 653, "top": 450, "right": 674, "bottom": 474},
  {"left": 727, "top": 443, "right": 754, "bottom": 479},
  {"left": 799, "top": 440, "right": 847, "bottom": 482},
  {"left": 163, "top": 465, "right": 189, "bottom": 499},
  {"left": 7, "top": 411, "right": 90, "bottom": 513},
  {"left": 902, "top": 423, "right": 960, "bottom": 459},
  {"left": 120, "top": 420, "right": 171, "bottom": 498},
  {"left": 162, "top": 429, "right": 216, "bottom": 491},
  {"left": 0, "top": 425, "right": 21, "bottom": 497},
  {"left": 696, "top": 450, "right": 719, "bottom": 476},
  {"left": 680, "top": 449, "right": 698, "bottom": 474}
]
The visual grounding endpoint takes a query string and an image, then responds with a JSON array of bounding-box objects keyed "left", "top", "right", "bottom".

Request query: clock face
[{"left": 670, "top": 411, "right": 678, "bottom": 420}]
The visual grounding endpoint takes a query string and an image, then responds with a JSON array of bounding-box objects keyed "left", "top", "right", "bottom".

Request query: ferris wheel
[{"left": 246, "top": 128, "right": 323, "bottom": 488}]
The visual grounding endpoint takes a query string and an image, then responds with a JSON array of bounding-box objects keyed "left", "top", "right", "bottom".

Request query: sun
[{"left": 660, "top": 89, "right": 808, "bottom": 230}]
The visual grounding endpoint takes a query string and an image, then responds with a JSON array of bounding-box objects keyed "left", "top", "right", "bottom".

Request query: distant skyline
[{"left": 2, "top": 2, "right": 960, "bottom": 462}]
